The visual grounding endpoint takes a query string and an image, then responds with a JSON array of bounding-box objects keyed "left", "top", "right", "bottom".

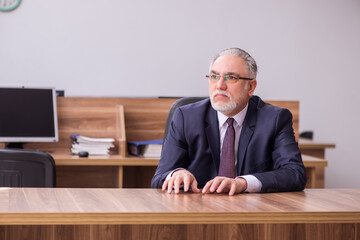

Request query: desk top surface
[
  {"left": 52, "top": 153, "right": 159, "bottom": 166},
  {"left": 298, "top": 139, "right": 336, "bottom": 149},
  {"left": 52, "top": 153, "right": 326, "bottom": 167},
  {"left": 0, "top": 188, "right": 359, "bottom": 225}
]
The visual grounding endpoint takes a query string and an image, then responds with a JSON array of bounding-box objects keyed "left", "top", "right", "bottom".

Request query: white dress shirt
[{"left": 217, "top": 104, "right": 262, "bottom": 193}]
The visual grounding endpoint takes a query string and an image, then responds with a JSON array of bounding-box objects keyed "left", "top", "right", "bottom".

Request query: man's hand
[
  {"left": 202, "top": 177, "right": 247, "bottom": 196},
  {"left": 162, "top": 169, "right": 200, "bottom": 194}
]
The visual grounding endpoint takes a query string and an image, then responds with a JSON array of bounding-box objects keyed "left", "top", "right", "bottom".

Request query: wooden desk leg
[
  {"left": 305, "top": 167, "right": 316, "bottom": 189},
  {"left": 307, "top": 167, "right": 317, "bottom": 189},
  {"left": 117, "top": 166, "right": 123, "bottom": 188},
  {"left": 301, "top": 149, "right": 325, "bottom": 188},
  {"left": 311, "top": 168, "right": 316, "bottom": 188}
]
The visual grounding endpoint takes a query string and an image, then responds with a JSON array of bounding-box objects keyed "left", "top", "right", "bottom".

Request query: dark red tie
[{"left": 218, "top": 118, "right": 235, "bottom": 178}]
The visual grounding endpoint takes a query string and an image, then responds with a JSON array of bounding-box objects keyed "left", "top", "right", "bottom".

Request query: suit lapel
[
  {"left": 205, "top": 106, "right": 220, "bottom": 171},
  {"left": 237, "top": 98, "right": 257, "bottom": 175}
]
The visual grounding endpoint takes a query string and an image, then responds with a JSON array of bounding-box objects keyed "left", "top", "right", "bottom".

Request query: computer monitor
[{"left": 0, "top": 87, "right": 59, "bottom": 148}]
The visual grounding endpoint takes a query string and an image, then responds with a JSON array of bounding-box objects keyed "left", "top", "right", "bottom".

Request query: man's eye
[
  {"left": 227, "top": 76, "right": 237, "bottom": 80},
  {"left": 211, "top": 75, "right": 220, "bottom": 79}
]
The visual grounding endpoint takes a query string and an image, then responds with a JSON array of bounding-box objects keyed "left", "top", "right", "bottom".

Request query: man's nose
[{"left": 216, "top": 77, "right": 227, "bottom": 90}]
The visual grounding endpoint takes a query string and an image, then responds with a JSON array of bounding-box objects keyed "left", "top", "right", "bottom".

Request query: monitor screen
[{"left": 0, "top": 87, "right": 59, "bottom": 143}]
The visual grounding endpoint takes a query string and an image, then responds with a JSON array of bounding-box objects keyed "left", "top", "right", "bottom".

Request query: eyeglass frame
[{"left": 205, "top": 74, "right": 254, "bottom": 83}]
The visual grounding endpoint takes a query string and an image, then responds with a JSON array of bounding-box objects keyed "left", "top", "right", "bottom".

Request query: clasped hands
[{"left": 162, "top": 169, "right": 247, "bottom": 196}]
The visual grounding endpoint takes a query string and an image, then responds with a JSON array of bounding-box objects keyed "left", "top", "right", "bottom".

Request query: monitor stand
[{"left": 5, "top": 142, "right": 24, "bottom": 149}]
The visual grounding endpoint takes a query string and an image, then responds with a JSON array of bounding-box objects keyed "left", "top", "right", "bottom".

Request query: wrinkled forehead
[{"left": 210, "top": 55, "right": 248, "bottom": 75}]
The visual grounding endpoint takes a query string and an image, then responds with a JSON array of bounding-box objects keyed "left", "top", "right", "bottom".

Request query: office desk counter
[
  {"left": 299, "top": 139, "right": 335, "bottom": 188},
  {"left": 53, "top": 153, "right": 159, "bottom": 166},
  {"left": 1, "top": 188, "right": 359, "bottom": 225},
  {"left": 0, "top": 188, "right": 359, "bottom": 240},
  {"left": 298, "top": 139, "right": 336, "bottom": 154},
  {"left": 52, "top": 153, "right": 326, "bottom": 189}
]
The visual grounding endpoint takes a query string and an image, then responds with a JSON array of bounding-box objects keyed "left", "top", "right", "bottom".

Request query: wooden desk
[
  {"left": 53, "top": 153, "right": 326, "bottom": 189},
  {"left": 299, "top": 139, "right": 336, "bottom": 188},
  {"left": 53, "top": 153, "right": 159, "bottom": 188},
  {"left": 299, "top": 139, "right": 336, "bottom": 158},
  {"left": 0, "top": 188, "right": 359, "bottom": 240},
  {"left": 302, "top": 154, "right": 328, "bottom": 188},
  {"left": 2, "top": 97, "right": 333, "bottom": 189}
]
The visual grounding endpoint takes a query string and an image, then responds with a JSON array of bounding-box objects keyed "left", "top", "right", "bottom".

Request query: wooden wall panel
[
  {"left": 91, "top": 225, "right": 120, "bottom": 240},
  {"left": 25, "top": 105, "right": 122, "bottom": 154},
  {"left": 0, "top": 226, "right": 5, "bottom": 240},
  {"left": 22, "top": 97, "right": 299, "bottom": 154},
  {"left": 211, "top": 224, "right": 265, "bottom": 240},
  {"left": 304, "top": 223, "right": 356, "bottom": 240},
  {"left": 14, "top": 97, "right": 301, "bottom": 189},
  {"left": 56, "top": 166, "right": 118, "bottom": 188},
  {"left": 58, "top": 225, "right": 92, "bottom": 240},
  {"left": 1, "top": 224, "right": 357, "bottom": 240},
  {"left": 56, "top": 165, "right": 157, "bottom": 188},
  {"left": 5, "top": 225, "right": 53, "bottom": 240},
  {"left": 301, "top": 149, "right": 325, "bottom": 188},
  {"left": 267, "top": 224, "right": 306, "bottom": 240},
  {"left": 267, "top": 223, "right": 357, "bottom": 240},
  {"left": 267, "top": 100, "right": 299, "bottom": 141},
  {"left": 53, "top": 97, "right": 176, "bottom": 143},
  {"left": 122, "top": 166, "right": 157, "bottom": 188}
]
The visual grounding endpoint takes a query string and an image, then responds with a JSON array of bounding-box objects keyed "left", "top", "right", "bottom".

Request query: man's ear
[{"left": 248, "top": 79, "right": 257, "bottom": 97}]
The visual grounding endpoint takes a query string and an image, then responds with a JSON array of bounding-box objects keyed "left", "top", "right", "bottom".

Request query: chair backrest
[
  {"left": 163, "top": 97, "right": 208, "bottom": 143},
  {"left": 0, "top": 149, "right": 56, "bottom": 187}
]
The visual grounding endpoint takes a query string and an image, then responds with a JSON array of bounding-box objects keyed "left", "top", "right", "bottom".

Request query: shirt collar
[{"left": 217, "top": 103, "right": 249, "bottom": 128}]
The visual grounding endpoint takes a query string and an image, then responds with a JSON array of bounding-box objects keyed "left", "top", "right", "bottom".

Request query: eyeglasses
[{"left": 205, "top": 74, "right": 253, "bottom": 84}]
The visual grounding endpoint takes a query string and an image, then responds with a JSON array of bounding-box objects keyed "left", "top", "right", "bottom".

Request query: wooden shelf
[
  {"left": 0, "top": 97, "right": 335, "bottom": 189},
  {"left": 51, "top": 152, "right": 326, "bottom": 189},
  {"left": 299, "top": 138, "right": 336, "bottom": 149},
  {"left": 53, "top": 153, "right": 159, "bottom": 166}
]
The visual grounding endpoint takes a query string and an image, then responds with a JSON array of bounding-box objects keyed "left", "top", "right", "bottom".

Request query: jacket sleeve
[
  {"left": 252, "top": 109, "right": 307, "bottom": 193},
  {"left": 151, "top": 108, "right": 190, "bottom": 188}
]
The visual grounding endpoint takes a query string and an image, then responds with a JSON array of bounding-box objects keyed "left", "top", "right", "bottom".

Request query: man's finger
[
  {"left": 167, "top": 178, "right": 174, "bottom": 194},
  {"left": 202, "top": 179, "right": 213, "bottom": 193},
  {"left": 162, "top": 179, "right": 169, "bottom": 191},
  {"left": 174, "top": 176, "right": 181, "bottom": 194},
  {"left": 229, "top": 182, "right": 237, "bottom": 196},
  {"left": 191, "top": 178, "right": 200, "bottom": 192},
  {"left": 216, "top": 179, "right": 230, "bottom": 193},
  {"left": 209, "top": 177, "right": 222, "bottom": 192},
  {"left": 183, "top": 174, "right": 190, "bottom": 192}
]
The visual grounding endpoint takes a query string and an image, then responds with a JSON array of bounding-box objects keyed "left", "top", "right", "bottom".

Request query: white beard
[{"left": 210, "top": 90, "right": 237, "bottom": 115}]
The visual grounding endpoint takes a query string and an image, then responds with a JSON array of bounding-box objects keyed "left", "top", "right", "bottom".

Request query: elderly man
[{"left": 151, "top": 48, "right": 306, "bottom": 195}]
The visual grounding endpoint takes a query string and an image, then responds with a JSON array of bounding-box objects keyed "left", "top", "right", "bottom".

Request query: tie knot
[{"left": 226, "top": 118, "right": 234, "bottom": 127}]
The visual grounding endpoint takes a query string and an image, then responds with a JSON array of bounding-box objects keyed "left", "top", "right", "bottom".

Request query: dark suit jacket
[{"left": 151, "top": 96, "right": 307, "bottom": 193}]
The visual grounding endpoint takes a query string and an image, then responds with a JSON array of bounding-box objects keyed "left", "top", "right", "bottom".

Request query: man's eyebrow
[
  {"left": 210, "top": 70, "right": 239, "bottom": 76},
  {"left": 224, "top": 72, "right": 239, "bottom": 76}
]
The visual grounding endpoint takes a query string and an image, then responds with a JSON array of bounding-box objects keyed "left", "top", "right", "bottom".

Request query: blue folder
[{"left": 127, "top": 139, "right": 163, "bottom": 157}]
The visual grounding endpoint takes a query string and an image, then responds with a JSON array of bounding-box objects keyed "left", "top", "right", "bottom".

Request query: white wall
[{"left": 1, "top": 0, "right": 359, "bottom": 188}]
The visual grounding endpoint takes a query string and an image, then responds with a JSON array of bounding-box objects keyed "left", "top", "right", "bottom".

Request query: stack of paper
[
  {"left": 71, "top": 135, "right": 115, "bottom": 155},
  {"left": 127, "top": 139, "right": 163, "bottom": 158}
]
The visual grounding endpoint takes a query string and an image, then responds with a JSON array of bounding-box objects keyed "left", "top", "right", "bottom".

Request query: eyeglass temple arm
[{"left": 205, "top": 75, "right": 253, "bottom": 81}]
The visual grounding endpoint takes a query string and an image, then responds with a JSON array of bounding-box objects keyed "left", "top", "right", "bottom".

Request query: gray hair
[{"left": 210, "top": 48, "right": 258, "bottom": 79}]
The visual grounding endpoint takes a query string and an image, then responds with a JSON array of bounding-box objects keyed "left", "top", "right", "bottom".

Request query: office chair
[
  {"left": 0, "top": 149, "right": 56, "bottom": 187},
  {"left": 300, "top": 131, "right": 314, "bottom": 140},
  {"left": 163, "top": 97, "right": 208, "bottom": 143}
]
